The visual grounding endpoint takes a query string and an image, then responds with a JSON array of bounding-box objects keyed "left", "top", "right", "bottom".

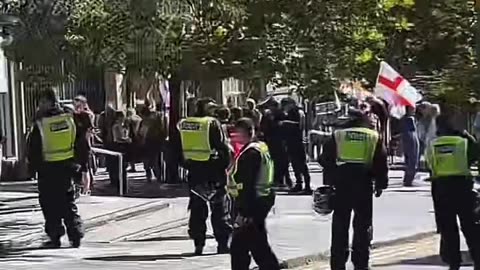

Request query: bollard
[{"left": 91, "top": 147, "right": 126, "bottom": 196}]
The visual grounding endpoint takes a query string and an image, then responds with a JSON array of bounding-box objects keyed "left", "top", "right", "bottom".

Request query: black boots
[
  {"left": 41, "top": 239, "right": 61, "bottom": 249},
  {"left": 70, "top": 238, "right": 81, "bottom": 248}
]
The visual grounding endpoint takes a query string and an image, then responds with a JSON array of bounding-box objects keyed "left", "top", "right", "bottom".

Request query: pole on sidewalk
[
  {"left": 92, "top": 147, "right": 126, "bottom": 196},
  {"left": 118, "top": 154, "right": 124, "bottom": 196}
]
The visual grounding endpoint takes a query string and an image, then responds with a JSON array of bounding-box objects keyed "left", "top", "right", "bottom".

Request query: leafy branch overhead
[{"left": 1, "top": 0, "right": 478, "bottom": 104}]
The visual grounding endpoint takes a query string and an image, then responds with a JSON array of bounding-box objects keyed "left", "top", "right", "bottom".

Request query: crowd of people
[
  {"left": 59, "top": 98, "right": 168, "bottom": 195},
  {"left": 346, "top": 97, "right": 443, "bottom": 188},
  {"left": 202, "top": 96, "right": 312, "bottom": 194},
  {"left": 42, "top": 92, "right": 311, "bottom": 198},
  {"left": 20, "top": 87, "right": 480, "bottom": 269}
]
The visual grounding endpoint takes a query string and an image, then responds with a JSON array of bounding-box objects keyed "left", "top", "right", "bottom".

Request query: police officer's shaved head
[
  {"left": 281, "top": 97, "right": 296, "bottom": 107},
  {"left": 39, "top": 89, "right": 58, "bottom": 105},
  {"left": 195, "top": 98, "right": 217, "bottom": 116},
  {"left": 345, "top": 108, "right": 369, "bottom": 128},
  {"left": 230, "top": 107, "right": 243, "bottom": 122},
  {"left": 436, "top": 114, "right": 456, "bottom": 136},
  {"left": 235, "top": 117, "right": 255, "bottom": 139},
  {"left": 216, "top": 107, "right": 231, "bottom": 121}
]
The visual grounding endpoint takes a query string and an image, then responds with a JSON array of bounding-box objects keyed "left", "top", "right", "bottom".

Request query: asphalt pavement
[{"left": 0, "top": 164, "right": 449, "bottom": 269}]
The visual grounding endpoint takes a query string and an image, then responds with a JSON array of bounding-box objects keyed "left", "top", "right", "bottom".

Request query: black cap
[
  {"left": 281, "top": 97, "right": 295, "bottom": 106},
  {"left": 348, "top": 108, "right": 365, "bottom": 118},
  {"left": 257, "top": 96, "right": 278, "bottom": 108}
]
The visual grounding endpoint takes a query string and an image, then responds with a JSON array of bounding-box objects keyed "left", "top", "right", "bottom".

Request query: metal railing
[{"left": 91, "top": 147, "right": 125, "bottom": 196}]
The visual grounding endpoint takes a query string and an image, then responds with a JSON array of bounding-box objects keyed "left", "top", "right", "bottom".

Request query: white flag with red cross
[{"left": 374, "top": 61, "right": 422, "bottom": 118}]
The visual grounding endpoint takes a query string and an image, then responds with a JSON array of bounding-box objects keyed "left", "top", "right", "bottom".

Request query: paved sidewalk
[
  {"left": 0, "top": 189, "right": 171, "bottom": 247},
  {"left": 296, "top": 234, "right": 475, "bottom": 270},
  {"left": 0, "top": 166, "right": 439, "bottom": 270}
]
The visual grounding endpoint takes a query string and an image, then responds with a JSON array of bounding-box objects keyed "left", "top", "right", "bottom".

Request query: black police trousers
[
  {"left": 287, "top": 140, "right": 311, "bottom": 188},
  {"left": 331, "top": 188, "right": 373, "bottom": 270},
  {"left": 230, "top": 193, "right": 279, "bottom": 270},
  {"left": 432, "top": 179, "right": 480, "bottom": 268},
  {"left": 38, "top": 165, "right": 84, "bottom": 242},
  {"left": 188, "top": 187, "right": 232, "bottom": 248},
  {"left": 230, "top": 219, "right": 279, "bottom": 270},
  {"left": 268, "top": 141, "right": 292, "bottom": 187}
]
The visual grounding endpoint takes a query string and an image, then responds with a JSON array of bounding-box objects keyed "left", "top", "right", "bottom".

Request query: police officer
[
  {"left": 228, "top": 118, "right": 279, "bottom": 270},
  {"left": 175, "top": 98, "right": 232, "bottom": 255},
  {"left": 426, "top": 118, "right": 480, "bottom": 270},
  {"left": 319, "top": 109, "right": 388, "bottom": 270},
  {"left": 258, "top": 97, "right": 292, "bottom": 188},
  {"left": 281, "top": 98, "right": 312, "bottom": 194},
  {"left": 27, "top": 89, "right": 84, "bottom": 248},
  {"left": 246, "top": 98, "right": 261, "bottom": 129}
]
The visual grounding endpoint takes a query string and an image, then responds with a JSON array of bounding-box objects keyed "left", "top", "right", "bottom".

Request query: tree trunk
[
  {"left": 166, "top": 73, "right": 181, "bottom": 183},
  {"left": 104, "top": 70, "right": 126, "bottom": 110}
]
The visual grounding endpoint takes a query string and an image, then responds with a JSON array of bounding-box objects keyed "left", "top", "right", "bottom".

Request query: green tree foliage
[
  {"left": 65, "top": 0, "right": 259, "bottom": 80},
  {"left": 2, "top": 0, "right": 479, "bottom": 105},
  {"left": 261, "top": 0, "right": 396, "bottom": 98},
  {"left": 1, "top": 0, "right": 70, "bottom": 64},
  {"left": 408, "top": 0, "right": 477, "bottom": 107},
  {"left": 65, "top": 0, "right": 188, "bottom": 77}
]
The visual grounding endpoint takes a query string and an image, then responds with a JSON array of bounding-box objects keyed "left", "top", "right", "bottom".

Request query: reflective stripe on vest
[
  {"left": 178, "top": 117, "right": 214, "bottom": 161},
  {"left": 228, "top": 141, "right": 274, "bottom": 198},
  {"left": 37, "top": 114, "right": 76, "bottom": 162},
  {"left": 426, "top": 136, "right": 470, "bottom": 178},
  {"left": 334, "top": 127, "right": 379, "bottom": 165},
  {"left": 221, "top": 123, "right": 229, "bottom": 141}
]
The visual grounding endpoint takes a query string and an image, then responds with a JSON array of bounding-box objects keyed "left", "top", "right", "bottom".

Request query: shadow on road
[
  {"left": 91, "top": 176, "right": 190, "bottom": 198},
  {"left": 0, "top": 183, "right": 38, "bottom": 194},
  {"left": 130, "top": 235, "right": 214, "bottom": 242},
  {"left": 386, "top": 189, "right": 431, "bottom": 195},
  {"left": 374, "top": 251, "right": 473, "bottom": 268},
  {"left": 85, "top": 252, "right": 221, "bottom": 261},
  {"left": 0, "top": 242, "right": 33, "bottom": 259}
]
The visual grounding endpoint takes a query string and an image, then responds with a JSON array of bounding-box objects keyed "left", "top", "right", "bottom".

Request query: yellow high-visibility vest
[
  {"left": 334, "top": 127, "right": 379, "bottom": 165},
  {"left": 178, "top": 117, "right": 215, "bottom": 162},
  {"left": 228, "top": 141, "right": 274, "bottom": 198},
  {"left": 426, "top": 136, "right": 470, "bottom": 178},
  {"left": 37, "top": 114, "right": 76, "bottom": 162}
]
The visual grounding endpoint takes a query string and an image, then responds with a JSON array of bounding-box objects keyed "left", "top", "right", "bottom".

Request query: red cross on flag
[{"left": 374, "top": 61, "right": 422, "bottom": 118}]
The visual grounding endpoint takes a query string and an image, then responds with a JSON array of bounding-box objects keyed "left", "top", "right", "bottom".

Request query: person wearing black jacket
[
  {"left": 229, "top": 118, "right": 279, "bottom": 270},
  {"left": 282, "top": 98, "right": 312, "bottom": 194},
  {"left": 258, "top": 97, "right": 292, "bottom": 188},
  {"left": 319, "top": 109, "right": 388, "bottom": 270},
  {"left": 427, "top": 117, "right": 480, "bottom": 270},
  {"left": 27, "top": 89, "right": 84, "bottom": 248},
  {"left": 173, "top": 98, "right": 232, "bottom": 255}
]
